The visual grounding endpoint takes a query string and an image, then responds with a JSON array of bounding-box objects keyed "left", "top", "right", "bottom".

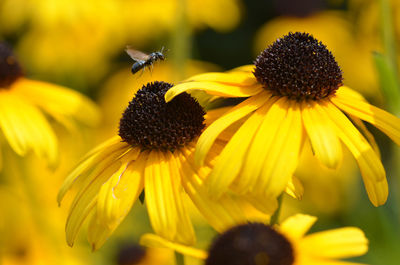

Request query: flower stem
[
  {"left": 175, "top": 252, "right": 185, "bottom": 265},
  {"left": 270, "top": 194, "right": 284, "bottom": 226}
]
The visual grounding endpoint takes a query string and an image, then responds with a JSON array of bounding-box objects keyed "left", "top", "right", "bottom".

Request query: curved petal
[
  {"left": 145, "top": 151, "right": 195, "bottom": 245},
  {"left": 140, "top": 234, "right": 208, "bottom": 259},
  {"left": 321, "top": 101, "right": 387, "bottom": 206},
  {"left": 228, "top": 65, "right": 256, "bottom": 73},
  {"left": 178, "top": 148, "right": 248, "bottom": 233},
  {"left": 195, "top": 91, "right": 271, "bottom": 166},
  {"left": 258, "top": 102, "right": 303, "bottom": 198},
  {"left": 0, "top": 91, "right": 57, "bottom": 163},
  {"left": 285, "top": 175, "right": 304, "bottom": 200},
  {"left": 238, "top": 98, "right": 288, "bottom": 194},
  {"left": 14, "top": 78, "right": 100, "bottom": 127},
  {"left": 279, "top": 214, "right": 317, "bottom": 240},
  {"left": 165, "top": 81, "right": 264, "bottom": 102},
  {"left": 300, "top": 227, "right": 368, "bottom": 259},
  {"left": 88, "top": 155, "right": 146, "bottom": 250},
  {"left": 184, "top": 71, "right": 257, "bottom": 86},
  {"left": 206, "top": 99, "right": 274, "bottom": 197},
  {"left": 332, "top": 88, "right": 400, "bottom": 146},
  {"left": 302, "top": 100, "right": 342, "bottom": 169}
]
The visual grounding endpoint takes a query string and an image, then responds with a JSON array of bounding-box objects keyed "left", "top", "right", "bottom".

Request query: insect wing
[{"left": 125, "top": 47, "right": 150, "bottom": 62}]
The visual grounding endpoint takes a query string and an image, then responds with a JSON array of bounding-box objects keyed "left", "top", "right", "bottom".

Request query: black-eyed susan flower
[
  {"left": 0, "top": 43, "right": 99, "bottom": 168},
  {"left": 164, "top": 32, "right": 400, "bottom": 207},
  {"left": 140, "top": 214, "right": 368, "bottom": 265},
  {"left": 58, "top": 81, "right": 250, "bottom": 251}
]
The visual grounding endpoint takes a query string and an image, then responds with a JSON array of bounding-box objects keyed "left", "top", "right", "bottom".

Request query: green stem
[
  {"left": 379, "top": 0, "right": 398, "bottom": 72},
  {"left": 171, "top": 0, "right": 191, "bottom": 81},
  {"left": 270, "top": 194, "right": 284, "bottom": 226},
  {"left": 175, "top": 252, "right": 185, "bottom": 265}
]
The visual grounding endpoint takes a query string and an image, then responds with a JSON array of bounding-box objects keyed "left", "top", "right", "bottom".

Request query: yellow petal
[
  {"left": 0, "top": 91, "right": 57, "bottom": 163},
  {"left": 145, "top": 151, "right": 195, "bottom": 245},
  {"left": 14, "top": 78, "right": 100, "bottom": 127},
  {"left": 238, "top": 97, "right": 288, "bottom": 194},
  {"left": 302, "top": 100, "right": 342, "bottom": 169},
  {"left": 88, "top": 155, "right": 146, "bottom": 250},
  {"left": 165, "top": 81, "right": 264, "bottom": 102},
  {"left": 279, "top": 214, "right": 317, "bottom": 240},
  {"left": 57, "top": 140, "right": 130, "bottom": 204},
  {"left": 228, "top": 64, "right": 255, "bottom": 73},
  {"left": 321, "top": 101, "right": 387, "bottom": 205},
  {"left": 178, "top": 148, "right": 248, "bottom": 233},
  {"left": 258, "top": 102, "right": 303, "bottom": 198},
  {"left": 349, "top": 115, "right": 381, "bottom": 158},
  {"left": 140, "top": 234, "right": 208, "bottom": 260},
  {"left": 332, "top": 87, "right": 400, "bottom": 146},
  {"left": 195, "top": 91, "right": 271, "bottom": 166},
  {"left": 300, "top": 227, "right": 368, "bottom": 259},
  {"left": 285, "top": 175, "right": 304, "bottom": 200},
  {"left": 206, "top": 99, "right": 274, "bottom": 197},
  {"left": 361, "top": 173, "right": 388, "bottom": 207},
  {"left": 184, "top": 71, "right": 257, "bottom": 86}
]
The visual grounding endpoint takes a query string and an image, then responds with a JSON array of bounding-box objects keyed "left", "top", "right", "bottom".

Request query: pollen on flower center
[
  {"left": 206, "top": 223, "right": 294, "bottom": 265},
  {"left": 253, "top": 32, "right": 343, "bottom": 101},
  {"left": 119, "top": 81, "right": 205, "bottom": 151},
  {"left": 0, "top": 43, "right": 23, "bottom": 88}
]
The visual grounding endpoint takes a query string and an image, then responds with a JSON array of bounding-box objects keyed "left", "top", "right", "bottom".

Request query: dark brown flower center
[
  {"left": 206, "top": 223, "right": 294, "bottom": 265},
  {"left": 118, "top": 81, "right": 205, "bottom": 151},
  {"left": 253, "top": 32, "right": 343, "bottom": 101},
  {"left": 0, "top": 43, "right": 23, "bottom": 88}
]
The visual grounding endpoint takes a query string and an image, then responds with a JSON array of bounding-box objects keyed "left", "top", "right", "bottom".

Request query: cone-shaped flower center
[
  {"left": 206, "top": 223, "right": 294, "bottom": 265},
  {"left": 0, "top": 43, "right": 23, "bottom": 88},
  {"left": 119, "top": 81, "right": 205, "bottom": 151},
  {"left": 254, "top": 32, "right": 343, "bottom": 101}
]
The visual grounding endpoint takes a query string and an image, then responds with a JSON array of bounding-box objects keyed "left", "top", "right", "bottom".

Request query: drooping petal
[
  {"left": 321, "top": 101, "right": 387, "bottom": 206},
  {"left": 206, "top": 99, "right": 274, "bottom": 197},
  {"left": 88, "top": 154, "right": 146, "bottom": 250},
  {"left": 0, "top": 91, "right": 57, "bottom": 163},
  {"left": 165, "top": 81, "right": 264, "bottom": 102},
  {"left": 145, "top": 151, "right": 195, "bottom": 245},
  {"left": 279, "top": 214, "right": 317, "bottom": 240},
  {"left": 14, "top": 78, "right": 100, "bottom": 127},
  {"left": 302, "top": 100, "right": 342, "bottom": 169},
  {"left": 349, "top": 115, "right": 381, "bottom": 158},
  {"left": 332, "top": 88, "right": 400, "bottom": 146},
  {"left": 195, "top": 91, "right": 271, "bottom": 166},
  {"left": 258, "top": 101, "right": 303, "bottom": 198},
  {"left": 57, "top": 140, "right": 131, "bottom": 204},
  {"left": 178, "top": 148, "right": 248, "bottom": 233},
  {"left": 140, "top": 234, "right": 208, "bottom": 260},
  {"left": 238, "top": 98, "right": 288, "bottom": 194},
  {"left": 300, "top": 227, "right": 368, "bottom": 259}
]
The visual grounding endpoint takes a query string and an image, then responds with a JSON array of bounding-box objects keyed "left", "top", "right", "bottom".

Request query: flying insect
[{"left": 125, "top": 46, "right": 166, "bottom": 75}]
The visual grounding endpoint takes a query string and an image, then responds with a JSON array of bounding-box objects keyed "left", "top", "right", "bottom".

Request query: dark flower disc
[
  {"left": 116, "top": 244, "right": 146, "bottom": 265},
  {"left": 254, "top": 32, "right": 343, "bottom": 101},
  {"left": 0, "top": 43, "right": 23, "bottom": 88},
  {"left": 119, "top": 81, "right": 205, "bottom": 151},
  {"left": 206, "top": 223, "right": 294, "bottom": 265}
]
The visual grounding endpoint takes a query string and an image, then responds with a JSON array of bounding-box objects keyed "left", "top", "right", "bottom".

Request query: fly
[{"left": 125, "top": 46, "right": 166, "bottom": 75}]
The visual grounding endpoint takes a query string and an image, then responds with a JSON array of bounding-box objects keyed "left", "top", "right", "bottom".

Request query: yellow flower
[
  {"left": 165, "top": 32, "right": 400, "bottom": 207},
  {"left": 0, "top": 43, "right": 99, "bottom": 167},
  {"left": 58, "top": 81, "right": 249, "bottom": 251},
  {"left": 140, "top": 214, "right": 368, "bottom": 265}
]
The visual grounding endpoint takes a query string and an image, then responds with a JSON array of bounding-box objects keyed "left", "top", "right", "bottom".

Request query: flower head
[
  {"left": 0, "top": 42, "right": 99, "bottom": 167},
  {"left": 140, "top": 214, "right": 368, "bottom": 265},
  {"left": 58, "top": 81, "right": 249, "bottom": 250},
  {"left": 165, "top": 32, "right": 400, "bottom": 207}
]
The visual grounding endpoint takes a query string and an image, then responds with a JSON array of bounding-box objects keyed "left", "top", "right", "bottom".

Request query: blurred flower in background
[{"left": 0, "top": 0, "right": 242, "bottom": 88}]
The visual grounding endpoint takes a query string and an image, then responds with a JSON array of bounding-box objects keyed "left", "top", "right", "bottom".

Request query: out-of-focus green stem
[
  {"left": 373, "top": 52, "right": 400, "bottom": 114},
  {"left": 379, "top": 0, "right": 397, "bottom": 72},
  {"left": 171, "top": 0, "right": 191, "bottom": 81},
  {"left": 175, "top": 252, "right": 185, "bottom": 265},
  {"left": 270, "top": 194, "right": 283, "bottom": 226}
]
